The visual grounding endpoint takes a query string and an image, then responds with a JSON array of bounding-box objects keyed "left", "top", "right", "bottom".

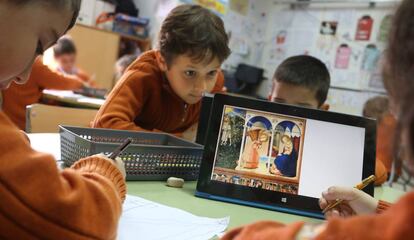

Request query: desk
[
  {"left": 126, "top": 181, "right": 405, "bottom": 229},
  {"left": 42, "top": 90, "right": 105, "bottom": 109},
  {"left": 28, "top": 133, "right": 407, "bottom": 229}
]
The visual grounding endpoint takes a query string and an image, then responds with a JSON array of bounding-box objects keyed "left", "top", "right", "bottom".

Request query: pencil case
[{"left": 59, "top": 125, "right": 203, "bottom": 180}]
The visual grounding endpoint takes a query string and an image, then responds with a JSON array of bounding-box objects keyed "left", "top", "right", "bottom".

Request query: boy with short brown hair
[{"left": 92, "top": 4, "right": 231, "bottom": 139}]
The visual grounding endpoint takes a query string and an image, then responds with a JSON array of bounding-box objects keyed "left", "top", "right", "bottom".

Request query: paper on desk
[
  {"left": 43, "top": 90, "right": 105, "bottom": 106},
  {"left": 118, "top": 195, "right": 230, "bottom": 240},
  {"left": 28, "top": 133, "right": 61, "bottom": 160}
]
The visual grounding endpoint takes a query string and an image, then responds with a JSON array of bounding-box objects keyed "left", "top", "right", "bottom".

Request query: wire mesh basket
[{"left": 59, "top": 125, "right": 203, "bottom": 180}]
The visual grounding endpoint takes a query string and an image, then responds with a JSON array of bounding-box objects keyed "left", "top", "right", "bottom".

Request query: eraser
[{"left": 166, "top": 177, "right": 185, "bottom": 188}]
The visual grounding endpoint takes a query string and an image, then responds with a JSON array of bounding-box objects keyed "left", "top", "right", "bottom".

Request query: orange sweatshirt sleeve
[
  {"left": 92, "top": 68, "right": 152, "bottom": 132},
  {"left": 0, "top": 112, "right": 126, "bottom": 239},
  {"left": 222, "top": 221, "right": 304, "bottom": 240},
  {"left": 77, "top": 68, "right": 98, "bottom": 87},
  {"left": 221, "top": 196, "right": 403, "bottom": 240},
  {"left": 32, "top": 58, "right": 84, "bottom": 90},
  {"left": 375, "top": 159, "right": 388, "bottom": 185}
]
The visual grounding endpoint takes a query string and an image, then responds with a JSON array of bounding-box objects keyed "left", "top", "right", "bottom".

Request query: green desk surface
[
  {"left": 126, "top": 181, "right": 406, "bottom": 229},
  {"left": 26, "top": 133, "right": 407, "bottom": 229}
]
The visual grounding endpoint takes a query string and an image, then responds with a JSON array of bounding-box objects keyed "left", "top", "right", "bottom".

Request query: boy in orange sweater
[
  {"left": 363, "top": 96, "right": 398, "bottom": 177},
  {"left": 223, "top": 0, "right": 414, "bottom": 238},
  {"left": 92, "top": 4, "right": 231, "bottom": 139},
  {"left": 0, "top": 1, "right": 126, "bottom": 239},
  {"left": 2, "top": 57, "right": 86, "bottom": 130},
  {"left": 269, "top": 55, "right": 387, "bottom": 185},
  {"left": 53, "top": 36, "right": 97, "bottom": 87}
]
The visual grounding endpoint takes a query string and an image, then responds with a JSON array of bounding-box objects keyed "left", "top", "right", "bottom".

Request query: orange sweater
[
  {"left": 0, "top": 111, "right": 126, "bottom": 239},
  {"left": 2, "top": 57, "right": 84, "bottom": 130},
  {"left": 377, "top": 114, "right": 397, "bottom": 173},
  {"left": 373, "top": 114, "right": 397, "bottom": 185},
  {"left": 56, "top": 66, "right": 98, "bottom": 87},
  {"left": 92, "top": 50, "right": 224, "bottom": 134},
  {"left": 222, "top": 196, "right": 414, "bottom": 239}
]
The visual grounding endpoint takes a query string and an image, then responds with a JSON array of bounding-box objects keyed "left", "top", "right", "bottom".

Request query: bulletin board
[
  {"left": 265, "top": 8, "right": 392, "bottom": 91},
  {"left": 261, "top": 5, "right": 393, "bottom": 115}
]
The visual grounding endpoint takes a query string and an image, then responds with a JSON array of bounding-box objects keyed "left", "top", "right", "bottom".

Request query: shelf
[{"left": 75, "top": 23, "right": 151, "bottom": 50}]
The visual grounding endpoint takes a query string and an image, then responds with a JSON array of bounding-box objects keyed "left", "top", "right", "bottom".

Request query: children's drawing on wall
[
  {"left": 378, "top": 15, "right": 392, "bottom": 42},
  {"left": 368, "top": 52, "right": 386, "bottom": 91},
  {"left": 342, "top": 32, "right": 353, "bottom": 42},
  {"left": 267, "top": 47, "right": 286, "bottom": 65},
  {"left": 351, "top": 48, "right": 363, "bottom": 62},
  {"left": 230, "top": 37, "right": 249, "bottom": 56},
  {"left": 320, "top": 21, "right": 338, "bottom": 36},
  {"left": 355, "top": 15, "right": 373, "bottom": 41},
  {"left": 317, "top": 21, "right": 338, "bottom": 55},
  {"left": 229, "top": 0, "right": 249, "bottom": 16},
  {"left": 335, "top": 44, "right": 352, "bottom": 69},
  {"left": 361, "top": 44, "right": 381, "bottom": 72},
  {"left": 181, "top": 0, "right": 228, "bottom": 16},
  {"left": 212, "top": 106, "right": 306, "bottom": 195},
  {"left": 267, "top": 30, "right": 287, "bottom": 64},
  {"left": 276, "top": 30, "right": 287, "bottom": 45}
]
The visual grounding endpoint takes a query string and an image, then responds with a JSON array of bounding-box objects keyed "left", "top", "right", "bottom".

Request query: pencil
[
  {"left": 322, "top": 175, "right": 376, "bottom": 214},
  {"left": 108, "top": 138, "right": 133, "bottom": 160}
]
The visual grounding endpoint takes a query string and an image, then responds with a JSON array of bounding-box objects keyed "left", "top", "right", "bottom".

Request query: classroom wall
[
  {"left": 133, "top": 0, "right": 164, "bottom": 42},
  {"left": 80, "top": 0, "right": 397, "bottom": 116},
  {"left": 255, "top": 1, "right": 397, "bottom": 115},
  {"left": 132, "top": 0, "right": 271, "bottom": 70}
]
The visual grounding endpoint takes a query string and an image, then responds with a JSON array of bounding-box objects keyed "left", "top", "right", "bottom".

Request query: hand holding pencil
[{"left": 319, "top": 175, "right": 379, "bottom": 218}]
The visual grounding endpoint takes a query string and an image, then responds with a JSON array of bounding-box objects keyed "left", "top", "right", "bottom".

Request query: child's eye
[
  {"left": 207, "top": 71, "right": 217, "bottom": 78},
  {"left": 184, "top": 70, "right": 196, "bottom": 77},
  {"left": 36, "top": 41, "right": 44, "bottom": 55}
]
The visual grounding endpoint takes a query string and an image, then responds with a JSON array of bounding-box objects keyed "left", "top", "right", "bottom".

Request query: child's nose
[{"left": 195, "top": 78, "right": 207, "bottom": 92}]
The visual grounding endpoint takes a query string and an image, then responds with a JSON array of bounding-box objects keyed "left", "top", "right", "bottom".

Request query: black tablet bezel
[{"left": 196, "top": 93, "right": 376, "bottom": 218}]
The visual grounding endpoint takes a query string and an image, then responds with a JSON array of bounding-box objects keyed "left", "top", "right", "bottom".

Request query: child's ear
[
  {"left": 155, "top": 50, "right": 168, "bottom": 72},
  {"left": 320, "top": 103, "right": 330, "bottom": 111}
]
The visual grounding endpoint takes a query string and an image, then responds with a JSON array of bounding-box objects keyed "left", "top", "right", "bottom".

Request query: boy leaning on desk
[{"left": 91, "top": 5, "right": 230, "bottom": 142}]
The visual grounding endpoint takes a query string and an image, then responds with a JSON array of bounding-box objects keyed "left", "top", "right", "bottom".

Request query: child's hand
[
  {"left": 82, "top": 81, "right": 91, "bottom": 88},
  {"left": 319, "top": 186, "right": 378, "bottom": 218},
  {"left": 95, "top": 154, "right": 126, "bottom": 179}
]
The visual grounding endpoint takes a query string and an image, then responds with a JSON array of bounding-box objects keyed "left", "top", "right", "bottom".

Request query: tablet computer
[
  {"left": 196, "top": 93, "right": 376, "bottom": 219},
  {"left": 195, "top": 94, "right": 214, "bottom": 146}
]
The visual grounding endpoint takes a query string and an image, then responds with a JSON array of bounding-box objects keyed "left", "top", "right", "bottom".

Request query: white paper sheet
[
  {"left": 118, "top": 195, "right": 230, "bottom": 240},
  {"left": 43, "top": 90, "right": 105, "bottom": 106},
  {"left": 28, "top": 133, "right": 61, "bottom": 160}
]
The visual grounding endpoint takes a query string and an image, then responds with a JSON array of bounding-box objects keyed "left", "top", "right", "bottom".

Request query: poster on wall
[
  {"left": 361, "top": 44, "right": 381, "bottom": 72},
  {"left": 320, "top": 21, "right": 338, "bottom": 36},
  {"left": 229, "top": 0, "right": 249, "bottom": 16},
  {"left": 180, "top": 0, "right": 228, "bottom": 16},
  {"left": 335, "top": 44, "right": 352, "bottom": 69},
  {"left": 377, "top": 15, "right": 392, "bottom": 42},
  {"left": 276, "top": 30, "right": 287, "bottom": 45},
  {"left": 355, "top": 15, "right": 374, "bottom": 41}
]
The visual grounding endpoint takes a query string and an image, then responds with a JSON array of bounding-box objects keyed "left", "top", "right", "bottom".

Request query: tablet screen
[{"left": 211, "top": 105, "right": 365, "bottom": 199}]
